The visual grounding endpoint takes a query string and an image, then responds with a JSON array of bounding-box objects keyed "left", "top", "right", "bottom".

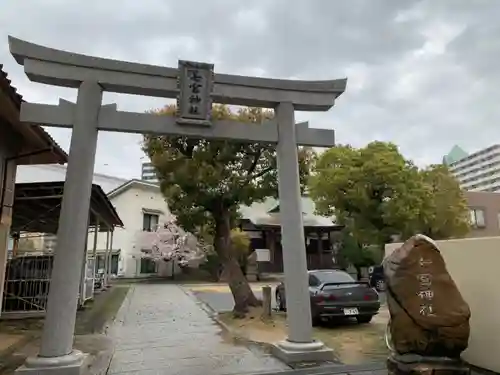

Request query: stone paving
[{"left": 107, "top": 283, "right": 288, "bottom": 375}]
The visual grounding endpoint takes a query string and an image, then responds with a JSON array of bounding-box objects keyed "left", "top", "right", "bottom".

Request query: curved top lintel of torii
[{"left": 8, "top": 36, "right": 347, "bottom": 111}]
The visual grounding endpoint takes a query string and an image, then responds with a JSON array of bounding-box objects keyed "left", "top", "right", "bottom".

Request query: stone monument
[
  {"left": 384, "top": 234, "right": 471, "bottom": 375},
  {"left": 8, "top": 36, "right": 347, "bottom": 373}
]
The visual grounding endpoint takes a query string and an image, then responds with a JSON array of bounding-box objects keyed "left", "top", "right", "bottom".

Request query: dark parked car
[
  {"left": 368, "top": 265, "right": 386, "bottom": 292},
  {"left": 275, "top": 269, "right": 380, "bottom": 325}
]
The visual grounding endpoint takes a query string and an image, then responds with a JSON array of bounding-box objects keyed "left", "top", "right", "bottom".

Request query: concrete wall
[{"left": 385, "top": 237, "right": 500, "bottom": 373}]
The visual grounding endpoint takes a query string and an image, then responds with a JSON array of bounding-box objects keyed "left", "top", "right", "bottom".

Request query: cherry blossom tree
[{"left": 135, "top": 218, "right": 210, "bottom": 268}]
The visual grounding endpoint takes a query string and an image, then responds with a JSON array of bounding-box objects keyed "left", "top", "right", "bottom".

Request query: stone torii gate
[{"left": 8, "top": 36, "right": 347, "bottom": 374}]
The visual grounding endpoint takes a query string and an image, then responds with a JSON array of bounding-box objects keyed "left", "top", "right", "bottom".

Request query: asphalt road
[{"left": 191, "top": 287, "right": 386, "bottom": 313}]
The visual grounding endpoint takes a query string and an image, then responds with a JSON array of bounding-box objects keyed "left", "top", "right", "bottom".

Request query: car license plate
[{"left": 343, "top": 308, "right": 359, "bottom": 316}]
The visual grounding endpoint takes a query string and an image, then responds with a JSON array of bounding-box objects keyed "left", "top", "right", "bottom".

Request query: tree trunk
[{"left": 214, "top": 210, "right": 260, "bottom": 316}]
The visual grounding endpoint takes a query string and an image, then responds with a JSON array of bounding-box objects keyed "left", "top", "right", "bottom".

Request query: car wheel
[
  {"left": 276, "top": 291, "right": 284, "bottom": 311},
  {"left": 375, "top": 279, "right": 386, "bottom": 292},
  {"left": 357, "top": 315, "right": 373, "bottom": 324}
]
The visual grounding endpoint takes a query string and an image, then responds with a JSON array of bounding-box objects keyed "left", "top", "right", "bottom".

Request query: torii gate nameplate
[{"left": 176, "top": 60, "right": 214, "bottom": 127}]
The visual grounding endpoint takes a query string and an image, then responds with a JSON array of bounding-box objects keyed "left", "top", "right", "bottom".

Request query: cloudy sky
[{"left": 1, "top": 0, "right": 498, "bottom": 179}]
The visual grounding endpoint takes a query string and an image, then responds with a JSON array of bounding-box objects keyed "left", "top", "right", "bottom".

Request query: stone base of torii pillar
[
  {"left": 272, "top": 340, "right": 335, "bottom": 364},
  {"left": 16, "top": 351, "right": 88, "bottom": 375}
]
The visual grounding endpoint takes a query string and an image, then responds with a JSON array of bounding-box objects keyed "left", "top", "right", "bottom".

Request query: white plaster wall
[
  {"left": 87, "top": 184, "right": 172, "bottom": 278},
  {"left": 385, "top": 237, "right": 500, "bottom": 373}
]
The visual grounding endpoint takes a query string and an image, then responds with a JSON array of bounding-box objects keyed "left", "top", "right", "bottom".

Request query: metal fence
[
  {"left": 1, "top": 253, "right": 53, "bottom": 313},
  {"left": 2, "top": 253, "right": 99, "bottom": 315},
  {"left": 2, "top": 230, "right": 110, "bottom": 316}
]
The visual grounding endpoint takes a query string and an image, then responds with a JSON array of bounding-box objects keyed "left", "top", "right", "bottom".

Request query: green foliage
[
  {"left": 231, "top": 228, "right": 251, "bottom": 271},
  {"left": 310, "top": 142, "right": 470, "bottom": 247},
  {"left": 336, "top": 230, "right": 377, "bottom": 269},
  {"left": 142, "top": 104, "right": 315, "bottom": 232},
  {"left": 199, "top": 252, "right": 222, "bottom": 281},
  {"left": 230, "top": 228, "right": 250, "bottom": 256},
  {"left": 310, "top": 142, "right": 426, "bottom": 245},
  {"left": 197, "top": 229, "right": 251, "bottom": 279},
  {"left": 418, "top": 164, "right": 470, "bottom": 239}
]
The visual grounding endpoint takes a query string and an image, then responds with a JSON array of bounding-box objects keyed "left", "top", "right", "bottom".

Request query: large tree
[
  {"left": 143, "top": 104, "right": 314, "bottom": 314},
  {"left": 335, "top": 229, "right": 378, "bottom": 279},
  {"left": 310, "top": 142, "right": 427, "bottom": 248},
  {"left": 417, "top": 164, "right": 470, "bottom": 239},
  {"left": 310, "top": 143, "right": 471, "bottom": 251}
]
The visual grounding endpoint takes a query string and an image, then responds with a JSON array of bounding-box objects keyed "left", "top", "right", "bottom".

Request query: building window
[
  {"left": 469, "top": 208, "right": 486, "bottom": 228},
  {"left": 140, "top": 258, "right": 157, "bottom": 274},
  {"left": 143, "top": 213, "right": 159, "bottom": 232}
]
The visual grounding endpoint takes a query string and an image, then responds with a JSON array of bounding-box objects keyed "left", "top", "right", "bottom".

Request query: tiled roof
[
  {"left": 0, "top": 64, "right": 67, "bottom": 162},
  {"left": 239, "top": 196, "right": 340, "bottom": 228}
]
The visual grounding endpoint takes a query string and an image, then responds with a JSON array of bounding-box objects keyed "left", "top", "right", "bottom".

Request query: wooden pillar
[
  {"left": 0, "top": 159, "right": 16, "bottom": 316},
  {"left": 327, "top": 231, "right": 333, "bottom": 266},
  {"left": 92, "top": 212, "right": 99, "bottom": 281},
  {"left": 107, "top": 230, "right": 114, "bottom": 286},
  {"left": 103, "top": 229, "right": 110, "bottom": 288},
  {"left": 317, "top": 230, "right": 323, "bottom": 269},
  {"left": 259, "top": 230, "right": 266, "bottom": 274},
  {"left": 79, "top": 213, "right": 91, "bottom": 307},
  {"left": 11, "top": 233, "right": 19, "bottom": 257},
  {"left": 265, "top": 230, "right": 274, "bottom": 271}
]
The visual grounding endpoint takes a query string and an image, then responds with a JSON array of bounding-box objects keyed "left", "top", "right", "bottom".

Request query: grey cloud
[
  {"left": 217, "top": 0, "right": 425, "bottom": 77},
  {"left": 1, "top": 0, "right": 500, "bottom": 178}
]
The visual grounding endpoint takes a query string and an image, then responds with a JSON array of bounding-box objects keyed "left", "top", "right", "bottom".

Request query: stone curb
[
  {"left": 179, "top": 285, "right": 253, "bottom": 347},
  {"left": 179, "top": 286, "right": 277, "bottom": 352},
  {"left": 180, "top": 286, "right": 219, "bottom": 317},
  {"left": 80, "top": 335, "right": 115, "bottom": 375},
  {"left": 180, "top": 286, "right": 346, "bottom": 369},
  {"left": 86, "top": 286, "right": 134, "bottom": 375}
]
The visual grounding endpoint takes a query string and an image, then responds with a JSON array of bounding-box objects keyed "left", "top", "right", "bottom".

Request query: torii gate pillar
[{"left": 8, "top": 36, "right": 346, "bottom": 372}]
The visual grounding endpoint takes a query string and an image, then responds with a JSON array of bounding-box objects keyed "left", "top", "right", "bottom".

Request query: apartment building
[
  {"left": 445, "top": 144, "right": 500, "bottom": 192},
  {"left": 465, "top": 191, "right": 500, "bottom": 238}
]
